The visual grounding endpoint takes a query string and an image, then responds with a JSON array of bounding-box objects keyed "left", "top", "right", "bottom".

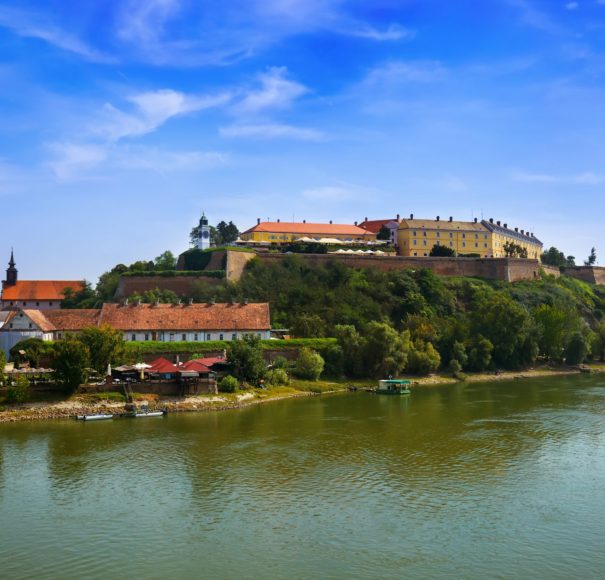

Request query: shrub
[
  {"left": 266, "top": 368, "right": 289, "bottom": 386},
  {"left": 219, "top": 375, "right": 239, "bottom": 393},
  {"left": 271, "top": 356, "right": 289, "bottom": 370},
  {"left": 294, "top": 348, "right": 325, "bottom": 381},
  {"left": 565, "top": 331, "right": 591, "bottom": 365},
  {"left": 6, "top": 374, "right": 30, "bottom": 404},
  {"left": 407, "top": 341, "right": 441, "bottom": 375}
]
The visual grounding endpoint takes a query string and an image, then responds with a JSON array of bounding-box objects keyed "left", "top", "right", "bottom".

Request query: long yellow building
[
  {"left": 240, "top": 220, "right": 376, "bottom": 244},
  {"left": 396, "top": 215, "right": 542, "bottom": 259}
]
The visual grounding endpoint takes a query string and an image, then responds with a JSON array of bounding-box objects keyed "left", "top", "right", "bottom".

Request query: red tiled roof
[
  {"left": 148, "top": 357, "right": 178, "bottom": 373},
  {"left": 358, "top": 219, "right": 399, "bottom": 233},
  {"left": 195, "top": 356, "right": 227, "bottom": 367},
  {"left": 1, "top": 280, "right": 86, "bottom": 301},
  {"left": 44, "top": 309, "right": 100, "bottom": 330},
  {"left": 181, "top": 360, "right": 211, "bottom": 373},
  {"left": 242, "top": 221, "right": 375, "bottom": 237},
  {"left": 98, "top": 303, "right": 270, "bottom": 331}
]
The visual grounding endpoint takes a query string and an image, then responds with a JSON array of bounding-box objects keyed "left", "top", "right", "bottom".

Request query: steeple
[{"left": 5, "top": 249, "right": 18, "bottom": 287}]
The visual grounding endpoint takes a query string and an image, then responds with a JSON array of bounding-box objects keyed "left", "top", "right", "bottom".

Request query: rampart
[
  {"left": 254, "top": 253, "right": 542, "bottom": 282},
  {"left": 561, "top": 266, "right": 605, "bottom": 285},
  {"left": 115, "top": 275, "right": 225, "bottom": 298}
]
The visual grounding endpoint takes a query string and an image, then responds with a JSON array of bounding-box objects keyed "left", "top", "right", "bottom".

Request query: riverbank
[{"left": 1, "top": 364, "right": 604, "bottom": 423}]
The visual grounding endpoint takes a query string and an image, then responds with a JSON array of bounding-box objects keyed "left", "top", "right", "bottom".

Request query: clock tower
[{"left": 195, "top": 213, "right": 211, "bottom": 250}]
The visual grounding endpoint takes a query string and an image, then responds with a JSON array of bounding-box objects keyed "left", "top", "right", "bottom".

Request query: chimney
[
  {"left": 449, "top": 216, "right": 453, "bottom": 222},
  {"left": 436, "top": 216, "right": 440, "bottom": 221},
  {"left": 504, "top": 223, "right": 507, "bottom": 229},
  {"left": 497, "top": 221, "right": 501, "bottom": 226},
  {"left": 515, "top": 227, "right": 518, "bottom": 232},
  {"left": 257, "top": 218, "right": 260, "bottom": 225},
  {"left": 329, "top": 220, "right": 333, "bottom": 224},
  {"left": 489, "top": 218, "right": 494, "bottom": 224},
  {"left": 303, "top": 219, "right": 306, "bottom": 223},
  {"left": 364, "top": 217, "right": 368, "bottom": 222},
  {"left": 474, "top": 218, "right": 477, "bottom": 223},
  {"left": 277, "top": 218, "right": 280, "bottom": 222},
  {"left": 410, "top": 213, "right": 414, "bottom": 219},
  {"left": 354, "top": 221, "right": 358, "bottom": 226},
  {"left": 521, "top": 229, "right": 525, "bottom": 235}
]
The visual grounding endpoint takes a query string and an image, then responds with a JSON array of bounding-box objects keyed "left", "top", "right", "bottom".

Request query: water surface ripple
[{"left": 1, "top": 375, "right": 605, "bottom": 578}]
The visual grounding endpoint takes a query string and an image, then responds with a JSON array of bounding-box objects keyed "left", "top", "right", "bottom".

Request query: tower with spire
[
  {"left": 4, "top": 249, "right": 17, "bottom": 288},
  {"left": 194, "top": 212, "right": 211, "bottom": 250}
]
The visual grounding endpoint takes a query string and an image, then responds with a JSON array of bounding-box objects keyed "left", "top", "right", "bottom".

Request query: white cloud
[
  {"left": 363, "top": 61, "right": 447, "bottom": 85},
  {"left": 220, "top": 123, "right": 324, "bottom": 140},
  {"left": 93, "top": 89, "right": 231, "bottom": 141},
  {"left": 505, "top": 0, "right": 564, "bottom": 34},
  {"left": 0, "top": 6, "right": 112, "bottom": 63},
  {"left": 47, "top": 143, "right": 109, "bottom": 180},
  {"left": 511, "top": 170, "right": 604, "bottom": 184},
  {"left": 345, "top": 23, "right": 413, "bottom": 41},
  {"left": 235, "top": 67, "right": 309, "bottom": 114},
  {"left": 116, "top": 146, "right": 227, "bottom": 171},
  {"left": 565, "top": 2, "right": 579, "bottom": 9}
]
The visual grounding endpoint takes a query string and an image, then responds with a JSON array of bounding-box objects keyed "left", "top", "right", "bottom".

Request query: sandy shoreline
[{"left": 1, "top": 365, "right": 603, "bottom": 424}]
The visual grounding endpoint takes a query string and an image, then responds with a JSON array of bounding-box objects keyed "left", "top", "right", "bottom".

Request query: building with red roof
[
  {"left": 240, "top": 220, "right": 376, "bottom": 244},
  {"left": 1, "top": 250, "right": 86, "bottom": 310}
]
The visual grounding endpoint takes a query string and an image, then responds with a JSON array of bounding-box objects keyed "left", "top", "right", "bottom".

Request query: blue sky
[{"left": 0, "top": 0, "right": 604, "bottom": 281}]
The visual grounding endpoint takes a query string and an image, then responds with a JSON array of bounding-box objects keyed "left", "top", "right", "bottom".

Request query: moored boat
[
  {"left": 76, "top": 414, "right": 114, "bottom": 421},
  {"left": 374, "top": 379, "right": 411, "bottom": 395},
  {"left": 133, "top": 410, "right": 166, "bottom": 418}
]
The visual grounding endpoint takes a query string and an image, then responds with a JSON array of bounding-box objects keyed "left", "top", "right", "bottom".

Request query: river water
[{"left": 1, "top": 375, "right": 605, "bottom": 579}]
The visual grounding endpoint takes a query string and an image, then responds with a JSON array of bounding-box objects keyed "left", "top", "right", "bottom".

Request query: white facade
[
  {"left": 194, "top": 213, "right": 211, "bottom": 250},
  {"left": 123, "top": 330, "right": 271, "bottom": 342}
]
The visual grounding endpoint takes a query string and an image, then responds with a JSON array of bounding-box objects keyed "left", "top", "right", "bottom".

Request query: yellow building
[
  {"left": 397, "top": 215, "right": 492, "bottom": 257},
  {"left": 396, "top": 215, "right": 543, "bottom": 259},
  {"left": 481, "top": 219, "right": 542, "bottom": 259},
  {"left": 240, "top": 220, "right": 377, "bottom": 244}
]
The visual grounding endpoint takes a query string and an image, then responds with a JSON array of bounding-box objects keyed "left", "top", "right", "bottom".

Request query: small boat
[
  {"left": 133, "top": 410, "right": 166, "bottom": 418},
  {"left": 76, "top": 414, "right": 114, "bottom": 421},
  {"left": 374, "top": 379, "right": 411, "bottom": 395}
]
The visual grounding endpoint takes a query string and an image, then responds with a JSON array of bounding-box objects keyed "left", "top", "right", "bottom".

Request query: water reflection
[{"left": 0, "top": 374, "right": 604, "bottom": 578}]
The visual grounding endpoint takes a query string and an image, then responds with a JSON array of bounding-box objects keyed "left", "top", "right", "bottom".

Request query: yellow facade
[
  {"left": 240, "top": 221, "right": 376, "bottom": 244},
  {"left": 397, "top": 217, "right": 542, "bottom": 259},
  {"left": 397, "top": 218, "right": 492, "bottom": 257}
]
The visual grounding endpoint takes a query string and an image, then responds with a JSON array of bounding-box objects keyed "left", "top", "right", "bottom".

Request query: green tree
[
  {"left": 377, "top": 225, "right": 391, "bottom": 241},
  {"left": 290, "top": 314, "right": 326, "bottom": 338},
  {"left": 294, "top": 348, "right": 325, "bottom": 381},
  {"left": 9, "top": 338, "right": 48, "bottom": 367},
  {"left": 0, "top": 350, "right": 6, "bottom": 386},
  {"left": 450, "top": 341, "right": 468, "bottom": 368},
  {"left": 154, "top": 251, "right": 177, "bottom": 270},
  {"left": 503, "top": 241, "right": 528, "bottom": 258},
  {"left": 52, "top": 340, "right": 90, "bottom": 394},
  {"left": 565, "top": 331, "right": 591, "bottom": 365},
  {"left": 362, "top": 322, "right": 411, "bottom": 378},
  {"left": 533, "top": 304, "right": 567, "bottom": 361},
  {"left": 407, "top": 340, "right": 441, "bottom": 375},
  {"left": 77, "top": 325, "right": 125, "bottom": 375},
  {"left": 266, "top": 368, "right": 290, "bottom": 386},
  {"left": 334, "top": 325, "right": 363, "bottom": 377},
  {"left": 585, "top": 247, "right": 597, "bottom": 266},
  {"left": 219, "top": 375, "right": 239, "bottom": 393},
  {"left": 541, "top": 247, "right": 568, "bottom": 268},
  {"left": 6, "top": 373, "right": 30, "bottom": 404},
  {"left": 61, "top": 282, "right": 98, "bottom": 309},
  {"left": 466, "top": 335, "right": 493, "bottom": 371},
  {"left": 227, "top": 335, "right": 266, "bottom": 384},
  {"left": 215, "top": 221, "right": 240, "bottom": 245},
  {"left": 429, "top": 244, "right": 456, "bottom": 257},
  {"left": 592, "top": 321, "right": 605, "bottom": 361}
]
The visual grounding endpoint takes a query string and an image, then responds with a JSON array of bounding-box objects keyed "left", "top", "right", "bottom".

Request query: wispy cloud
[
  {"left": 93, "top": 89, "right": 231, "bottom": 141},
  {"left": 0, "top": 6, "right": 112, "bottom": 63},
  {"left": 234, "top": 67, "right": 309, "bottom": 114},
  {"left": 338, "top": 22, "right": 413, "bottom": 41},
  {"left": 362, "top": 61, "right": 447, "bottom": 86},
  {"left": 47, "top": 143, "right": 109, "bottom": 180},
  {"left": 220, "top": 123, "right": 324, "bottom": 140},
  {"left": 565, "top": 2, "right": 579, "bottom": 10},
  {"left": 505, "top": 0, "right": 564, "bottom": 34},
  {"left": 511, "top": 170, "right": 604, "bottom": 184}
]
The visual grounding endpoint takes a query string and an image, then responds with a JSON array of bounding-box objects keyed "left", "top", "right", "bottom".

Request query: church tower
[
  {"left": 4, "top": 249, "right": 17, "bottom": 288},
  {"left": 195, "top": 213, "right": 211, "bottom": 250}
]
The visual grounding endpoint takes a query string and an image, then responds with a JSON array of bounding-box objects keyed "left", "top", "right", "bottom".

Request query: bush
[
  {"left": 294, "top": 348, "right": 325, "bottom": 381},
  {"left": 407, "top": 341, "right": 441, "bottom": 375},
  {"left": 266, "top": 368, "right": 289, "bottom": 386},
  {"left": 565, "top": 331, "right": 591, "bottom": 365},
  {"left": 6, "top": 374, "right": 30, "bottom": 404},
  {"left": 219, "top": 375, "right": 239, "bottom": 393},
  {"left": 271, "top": 356, "right": 289, "bottom": 370}
]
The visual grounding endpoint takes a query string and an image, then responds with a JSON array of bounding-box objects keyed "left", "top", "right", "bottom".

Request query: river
[{"left": 1, "top": 375, "right": 605, "bottom": 579}]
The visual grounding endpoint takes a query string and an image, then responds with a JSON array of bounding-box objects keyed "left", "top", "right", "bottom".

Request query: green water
[{"left": 1, "top": 375, "right": 605, "bottom": 579}]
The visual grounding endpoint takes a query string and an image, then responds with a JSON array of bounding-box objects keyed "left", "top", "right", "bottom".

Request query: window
[
  {"left": 413, "top": 240, "right": 417, "bottom": 245},
  {"left": 484, "top": 243, "right": 487, "bottom": 248},
  {"left": 423, "top": 253, "right": 428, "bottom": 257},
  {"left": 462, "top": 242, "right": 466, "bottom": 248},
  {"left": 450, "top": 242, "right": 453, "bottom": 247},
  {"left": 9, "top": 323, "right": 13, "bottom": 329},
  {"left": 194, "top": 333, "right": 198, "bottom": 341},
  {"left": 22, "top": 301, "right": 26, "bottom": 306},
  {"left": 219, "top": 333, "right": 224, "bottom": 341},
  {"left": 257, "top": 333, "right": 262, "bottom": 338},
  {"left": 131, "top": 334, "right": 136, "bottom": 341},
  {"left": 423, "top": 240, "right": 427, "bottom": 246},
  {"left": 206, "top": 333, "right": 211, "bottom": 341},
  {"left": 413, "top": 252, "right": 417, "bottom": 256},
  {"left": 145, "top": 334, "right": 149, "bottom": 341},
  {"left": 182, "top": 333, "right": 186, "bottom": 341},
  {"left": 413, "top": 231, "right": 417, "bottom": 236},
  {"left": 475, "top": 243, "right": 478, "bottom": 248},
  {"left": 423, "top": 231, "right": 427, "bottom": 237},
  {"left": 28, "top": 323, "right": 32, "bottom": 329},
  {"left": 436, "top": 232, "right": 440, "bottom": 238},
  {"left": 169, "top": 333, "right": 175, "bottom": 342},
  {"left": 36, "top": 302, "right": 40, "bottom": 306},
  {"left": 475, "top": 234, "right": 478, "bottom": 239},
  {"left": 462, "top": 233, "right": 466, "bottom": 239},
  {"left": 449, "top": 233, "right": 453, "bottom": 238},
  {"left": 49, "top": 302, "right": 53, "bottom": 306},
  {"left": 232, "top": 334, "right": 236, "bottom": 340}
]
